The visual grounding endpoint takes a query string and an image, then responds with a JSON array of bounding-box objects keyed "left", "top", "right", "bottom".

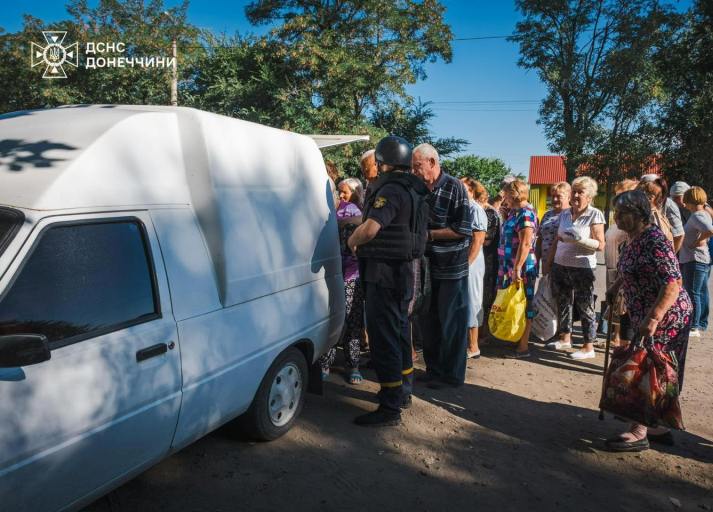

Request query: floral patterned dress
[
  {"left": 497, "top": 204, "right": 538, "bottom": 318},
  {"left": 618, "top": 225, "right": 693, "bottom": 385}
]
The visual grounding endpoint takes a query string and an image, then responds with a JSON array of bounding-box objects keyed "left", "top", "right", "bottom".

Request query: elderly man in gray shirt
[{"left": 641, "top": 174, "right": 684, "bottom": 252}]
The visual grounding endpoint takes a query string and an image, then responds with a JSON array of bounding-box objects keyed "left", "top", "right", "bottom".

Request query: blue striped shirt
[{"left": 425, "top": 172, "right": 473, "bottom": 279}]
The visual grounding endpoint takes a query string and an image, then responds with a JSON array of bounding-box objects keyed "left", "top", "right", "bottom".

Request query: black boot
[
  {"left": 400, "top": 395, "right": 412, "bottom": 410},
  {"left": 354, "top": 407, "right": 401, "bottom": 427}
]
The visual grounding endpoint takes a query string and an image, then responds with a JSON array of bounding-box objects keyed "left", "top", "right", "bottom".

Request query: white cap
[{"left": 669, "top": 181, "right": 691, "bottom": 197}]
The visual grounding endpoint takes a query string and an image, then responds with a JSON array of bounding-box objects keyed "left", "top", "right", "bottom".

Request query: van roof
[{"left": 0, "top": 105, "right": 330, "bottom": 211}]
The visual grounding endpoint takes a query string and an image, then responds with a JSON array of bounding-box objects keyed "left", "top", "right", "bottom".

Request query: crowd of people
[{"left": 320, "top": 136, "right": 712, "bottom": 451}]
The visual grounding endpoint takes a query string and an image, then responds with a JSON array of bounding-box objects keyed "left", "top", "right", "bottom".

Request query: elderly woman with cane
[{"left": 603, "top": 190, "right": 692, "bottom": 452}]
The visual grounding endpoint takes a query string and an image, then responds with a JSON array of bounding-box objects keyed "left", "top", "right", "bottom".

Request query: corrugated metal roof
[{"left": 528, "top": 156, "right": 566, "bottom": 185}]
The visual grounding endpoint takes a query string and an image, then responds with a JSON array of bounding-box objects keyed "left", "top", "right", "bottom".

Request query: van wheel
[{"left": 238, "top": 347, "right": 308, "bottom": 441}]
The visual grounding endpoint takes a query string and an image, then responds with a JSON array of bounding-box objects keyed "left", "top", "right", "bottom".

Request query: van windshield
[{"left": 0, "top": 208, "right": 24, "bottom": 258}]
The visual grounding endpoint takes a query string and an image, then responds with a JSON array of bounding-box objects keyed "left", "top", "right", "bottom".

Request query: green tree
[
  {"left": 0, "top": 0, "right": 203, "bottom": 113},
  {"left": 244, "top": 0, "right": 454, "bottom": 132},
  {"left": 370, "top": 99, "right": 468, "bottom": 159},
  {"left": 185, "top": 33, "right": 318, "bottom": 132},
  {"left": 441, "top": 155, "right": 512, "bottom": 196},
  {"left": 511, "top": 0, "right": 675, "bottom": 181},
  {"left": 653, "top": 0, "right": 713, "bottom": 192},
  {"left": 66, "top": 0, "right": 203, "bottom": 105}
]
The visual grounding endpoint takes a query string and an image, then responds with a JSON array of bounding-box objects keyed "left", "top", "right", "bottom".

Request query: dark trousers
[
  {"left": 551, "top": 263, "right": 597, "bottom": 342},
  {"left": 364, "top": 281, "right": 413, "bottom": 412},
  {"left": 419, "top": 277, "right": 469, "bottom": 385}
]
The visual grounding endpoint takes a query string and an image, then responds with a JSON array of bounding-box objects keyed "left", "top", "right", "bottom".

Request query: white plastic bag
[{"left": 531, "top": 274, "right": 557, "bottom": 341}]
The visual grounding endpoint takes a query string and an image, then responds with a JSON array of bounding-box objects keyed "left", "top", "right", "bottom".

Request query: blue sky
[{"left": 0, "top": 1, "right": 684, "bottom": 175}]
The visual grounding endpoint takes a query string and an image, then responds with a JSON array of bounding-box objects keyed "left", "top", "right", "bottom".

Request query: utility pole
[
  {"left": 171, "top": 37, "right": 177, "bottom": 106},
  {"left": 164, "top": 11, "right": 178, "bottom": 106}
]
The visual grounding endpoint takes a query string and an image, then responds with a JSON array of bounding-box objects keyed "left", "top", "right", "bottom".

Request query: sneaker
[
  {"left": 467, "top": 350, "right": 481, "bottom": 359},
  {"left": 546, "top": 341, "right": 572, "bottom": 350},
  {"left": 689, "top": 329, "right": 701, "bottom": 338},
  {"left": 354, "top": 407, "right": 401, "bottom": 427},
  {"left": 570, "top": 350, "right": 596, "bottom": 360}
]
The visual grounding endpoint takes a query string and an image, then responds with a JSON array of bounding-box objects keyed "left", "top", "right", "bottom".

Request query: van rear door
[{"left": 0, "top": 212, "right": 181, "bottom": 512}]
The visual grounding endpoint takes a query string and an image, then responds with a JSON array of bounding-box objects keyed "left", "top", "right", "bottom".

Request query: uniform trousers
[{"left": 364, "top": 281, "right": 413, "bottom": 412}]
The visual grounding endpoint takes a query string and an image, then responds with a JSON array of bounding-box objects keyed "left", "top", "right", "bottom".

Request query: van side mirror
[{"left": 0, "top": 334, "right": 51, "bottom": 368}]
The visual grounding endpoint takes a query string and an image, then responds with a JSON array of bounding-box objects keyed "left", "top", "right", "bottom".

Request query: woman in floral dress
[
  {"left": 605, "top": 190, "right": 692, "bottom": 452},
  {"left": 497, "top": 179, "right": 538, "bottom": 358}
]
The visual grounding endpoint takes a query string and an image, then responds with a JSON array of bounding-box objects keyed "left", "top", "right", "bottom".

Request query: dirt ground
[{"left": 85, "top": 325, "right": 713, "bottom": 512}]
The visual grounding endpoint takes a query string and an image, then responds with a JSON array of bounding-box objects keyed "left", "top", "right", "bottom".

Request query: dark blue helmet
[{"left": 375, "top": 135, "right": 412, "bottom": 169}]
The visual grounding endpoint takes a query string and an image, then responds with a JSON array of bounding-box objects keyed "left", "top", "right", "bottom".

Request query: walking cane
[{"left": 598, "top": 304, "right": 615, "bottom": 421}]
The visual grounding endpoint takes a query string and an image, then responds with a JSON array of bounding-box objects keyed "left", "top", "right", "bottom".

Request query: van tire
[{"left": 237, "top": 347, "right": 308, "bottom": 441}]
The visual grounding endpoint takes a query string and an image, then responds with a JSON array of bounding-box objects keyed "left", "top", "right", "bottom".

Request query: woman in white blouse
[{"left": 543, "top": 177, "right": 606, "bottom": 360}]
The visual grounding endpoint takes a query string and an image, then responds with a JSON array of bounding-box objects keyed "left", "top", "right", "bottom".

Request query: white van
[{"left": 0, "top": 105, "right": 350, "bottom": 512}]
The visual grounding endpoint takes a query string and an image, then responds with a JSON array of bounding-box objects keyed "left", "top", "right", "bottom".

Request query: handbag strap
[{"left": 631, "top": 334, "right": 655, "bottom": 349}]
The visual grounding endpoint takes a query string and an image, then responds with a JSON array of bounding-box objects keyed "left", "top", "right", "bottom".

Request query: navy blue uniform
[{"left": 361, "top": 178, "right": 415, "bottom": 412}]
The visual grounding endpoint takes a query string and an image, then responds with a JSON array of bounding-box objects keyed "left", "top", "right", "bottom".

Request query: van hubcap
[{"left": 268, "top": 362, "right": 302, "bottom": 427}]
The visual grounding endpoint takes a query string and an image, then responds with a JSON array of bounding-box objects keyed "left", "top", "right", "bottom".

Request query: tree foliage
[
  {"left": 0, "top": 0, "right": 520, "bottom": 181},
  {"left": 511, "top": 0, "right": 674, "bottom": 181},
  {"left": 441, "top": 155, "right": 512, "bottom": 196},
  {"left": 244, "top": 0, "right": 453, "bottom": 132},
  {"left": 653, "top": 0, "right": 713, "bottom": 192},
  {"left": 184, "top": 34, "right": 318, "bottom": 132},
  {"left": 370, "top": 99, "right": 468, "bottom": 159},
  {"left": 0, "top": 1, "right": 204, "bottom": 112}
]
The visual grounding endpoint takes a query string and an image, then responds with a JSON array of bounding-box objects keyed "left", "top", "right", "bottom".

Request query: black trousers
[
  {"left": 419, "top": 277, "right": 469, "bottom": 385},
  {"left": 364, "top": 281, "right": 413, "bottom": 412},
  {"left": 551, "top": 263, "right": 598, "bottom": 343}
]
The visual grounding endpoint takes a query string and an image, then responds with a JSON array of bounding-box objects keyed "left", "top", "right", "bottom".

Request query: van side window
[
  {"left": 0, "top": 220, "right": 159, "bottom": 347},
  {"left": 0, "top": 207, "right": 23, "bottom": 258}
]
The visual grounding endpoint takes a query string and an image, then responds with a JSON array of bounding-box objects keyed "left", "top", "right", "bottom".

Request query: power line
[
  {"left": 453, "top": 35, "right": 511, "bottom": 41},
  {"left": 429, "top": 100, "right": 540, "bottom": 104},
  {"left": 431, "top": 108, "right": 538, "bottom": 112}
]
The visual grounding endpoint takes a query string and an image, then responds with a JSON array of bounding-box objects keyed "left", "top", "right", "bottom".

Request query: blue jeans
[{"left": 681, "top": 261, "right": 710, "bottom": 330}]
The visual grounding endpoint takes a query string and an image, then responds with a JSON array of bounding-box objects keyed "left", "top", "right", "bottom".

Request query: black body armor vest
[{"left": 357, "top": 171, "right": 430, "bottom": 261}]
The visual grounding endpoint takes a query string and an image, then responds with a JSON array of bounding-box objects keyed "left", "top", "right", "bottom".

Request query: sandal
[
  {"left": 604, "top": 436, "right": 650, "bottom": 452},
  {"left": 347, "top": 369, "right": 363, "bottom": 385},
  {"left": 505, "top": 350, "right": 531, "bottom": 359}
]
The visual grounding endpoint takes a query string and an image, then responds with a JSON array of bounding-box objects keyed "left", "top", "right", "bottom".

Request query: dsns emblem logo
[{"left": 31, "top": 31, "right": 79, "bottom": 79}]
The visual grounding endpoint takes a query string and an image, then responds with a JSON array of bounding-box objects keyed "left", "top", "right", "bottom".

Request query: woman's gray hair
[
  {"left": 613, "top": 190, "right": 652, "bottom": 224},
  {"left": 571, "top": 176, "right": 598, "bottom": 198},
  {"left": 340, "top": 177, "right": 365, "bottom": 208}
]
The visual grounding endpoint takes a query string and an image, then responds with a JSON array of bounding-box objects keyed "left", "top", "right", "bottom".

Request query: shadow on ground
[{"left": 84, "top": 356, "right": 713, "bottom": 512}]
